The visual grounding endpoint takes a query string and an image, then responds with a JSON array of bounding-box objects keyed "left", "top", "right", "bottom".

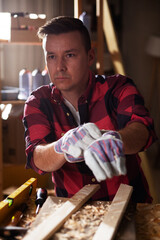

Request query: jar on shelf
[
  {"left": 32, "top": 68, "right": 43, "bottom": 91},
  {"left": 42, "top": 67, "right": 50, "bottom": 85},
  {"left": 18, "top": 68, "right": 32, "bottom": 100}
]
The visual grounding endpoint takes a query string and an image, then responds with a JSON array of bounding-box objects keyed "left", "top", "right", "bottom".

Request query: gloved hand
[
  {"left": 84, "top": 130, "right": 127, "bottom": 182},
  {"left": 54, "top": 123, "right": 102, "bottom": 162}
]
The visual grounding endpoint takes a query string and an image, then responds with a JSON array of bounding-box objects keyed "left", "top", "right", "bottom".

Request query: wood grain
[
  {"left": 93, "top": 184, "right": 133, "bottom": 240},
  {"left": 23, "top": 184, "right": 100, "bottom": 240}
]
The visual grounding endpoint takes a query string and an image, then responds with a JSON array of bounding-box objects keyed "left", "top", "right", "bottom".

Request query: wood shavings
[
  {"left": 136, "top": 203, "right": 160, "bottom": 240},
  {"left": 51, "top": 201, "right": 110, "bottom": 240},
  {"left": 18, "top": 195, "right": 160, "bottom": 240}
]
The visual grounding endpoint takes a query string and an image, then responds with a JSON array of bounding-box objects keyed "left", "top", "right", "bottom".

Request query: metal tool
[
  {"left": 0, "top": 225, "right": 28, "bottom": 238},
  {"left": 35, "top": 188, "right": 48, "bottom": 214}
]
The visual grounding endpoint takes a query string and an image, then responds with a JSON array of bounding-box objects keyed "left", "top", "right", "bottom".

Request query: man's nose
[{"left": 56, "top": 57, "right": 67, "bottom": 72}]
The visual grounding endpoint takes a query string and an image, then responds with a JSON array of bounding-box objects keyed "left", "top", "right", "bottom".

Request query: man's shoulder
[
  {"left": 25, "top": 84, "right": 53, "bottom": 105},
  {"left": 31, "top": 84, "right": 53, "bottom": 98},
  {"left": 95, "top": 74, "right": 135, "bottom": 88}
]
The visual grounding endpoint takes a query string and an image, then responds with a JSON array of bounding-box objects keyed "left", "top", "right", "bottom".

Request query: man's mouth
[{"left": 55, "top": 75, "right": 70, "bottom": 81}]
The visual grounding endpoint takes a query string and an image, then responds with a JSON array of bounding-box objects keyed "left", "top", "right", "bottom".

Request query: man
[{"left": 23, "top": 16, "right": 157, "bottom": 203}]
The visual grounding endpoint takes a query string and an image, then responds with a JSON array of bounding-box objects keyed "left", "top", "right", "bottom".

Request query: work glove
[
  {"left": 54, "top": 123, "right": 102, "bottom": 162},
  {"left": 84, "top": 130, "right": 127, "bottom": 182}
]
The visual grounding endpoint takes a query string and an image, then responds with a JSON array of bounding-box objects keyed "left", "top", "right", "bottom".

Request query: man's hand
[
  {"left": 54, "top": 123, "right": 102, "bottom": 162},
  {"left": 84, "top": 131, "right": 127, "bottom": 182}
]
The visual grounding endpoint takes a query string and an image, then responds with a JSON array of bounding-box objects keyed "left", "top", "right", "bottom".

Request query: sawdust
[
  {"left": 51, "top": 201, "right": 110, "bottom": 240},
  {"left": 136, "top": 203, "right": 160, "bottom": 240}
]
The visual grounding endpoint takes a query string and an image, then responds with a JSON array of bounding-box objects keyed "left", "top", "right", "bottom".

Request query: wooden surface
[
  {"left": 23, "top": 184, "right": 100, "bottom": 240},
  {"left": 93, "top": 184, "right": 133, "bottom": 240},
  {"left": 136, "top": 203, "right": 160, "bottom": 239},
  {"left": 12, "top": 191, "right": 160, "bottom": 240},
  {"left": 103, "top": 0, "right": 125, "bottom": 75}
]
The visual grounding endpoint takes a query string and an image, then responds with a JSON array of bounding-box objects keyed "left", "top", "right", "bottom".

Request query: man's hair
[{"left": 37, "top": 16, "right": 91, "bottom": 52}]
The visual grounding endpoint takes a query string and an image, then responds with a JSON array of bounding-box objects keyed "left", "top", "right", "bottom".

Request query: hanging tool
[{"left": 35, "top": 188, "right": 48, "bottom": 214}]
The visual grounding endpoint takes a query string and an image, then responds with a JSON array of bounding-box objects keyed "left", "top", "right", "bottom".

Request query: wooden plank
[
  {"left": 114, "top": 202, "right": 137, "bottom": 240},
  {"left": 31, "top": 196, "right": 68, "bottom": 228},
  {"left": 93, "top": 184, "right": 133, "bottom": 240},
  {"left": 103, "top": 0, "right": 125, "bottom": 75},
  {"left": 23, "top": 184, "right": 100, "bottom": 240}
]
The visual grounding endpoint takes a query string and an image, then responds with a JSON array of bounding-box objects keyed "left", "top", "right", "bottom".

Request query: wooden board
[
  {"left": 31, "top": 196, "right": 68, "bottom": 228},
  {"left": 93, "top": 184, "right": 133, "bottom": 240},
  {"left": 23, "top": 184, "right": 100, "bottom": 240}
]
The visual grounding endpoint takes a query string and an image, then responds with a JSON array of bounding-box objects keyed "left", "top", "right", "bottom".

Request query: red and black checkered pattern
[{"left": 23, "top": 71, "right": 157, "bottom": 203}]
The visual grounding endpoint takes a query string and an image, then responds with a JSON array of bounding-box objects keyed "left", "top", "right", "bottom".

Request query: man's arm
[
  {"left": 33, "top": 142, "right": 66, "bottom": 172},
  {"left": 33, "top": 122, "right": 149, "bottom": 173},
  {"left": 33, "top": 123, "right": 102, "bottom": 172},
  {"left": 118, "top": 122, "right": 149, "bottom": 154}
]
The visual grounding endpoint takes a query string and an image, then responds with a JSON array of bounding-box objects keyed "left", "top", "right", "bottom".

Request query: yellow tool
[{"left": 0, "top": 178, "right": 37, "bottom": 225}]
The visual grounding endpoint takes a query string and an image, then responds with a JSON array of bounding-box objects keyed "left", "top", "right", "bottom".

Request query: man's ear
[{"left": 88, "top": 48, "right": 95, "bottom": 66}]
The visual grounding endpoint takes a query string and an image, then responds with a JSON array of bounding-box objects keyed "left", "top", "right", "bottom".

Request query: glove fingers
[
  {"left": 95, "top": 155, "right": 114, "bottom": 179},
  {"left": 84, "top": 150, "right": 107, "bottom": 182},
  {"left": 76, "top": 134, "right": 96, "bottom": 149},
  {"left": 113, "top": 154, "right": 127, "bottom": 175},
  {"left": 86, "top": 140, "right": 113, "bottom": 179},
  {"left": 112, "top": 141, "right": 127, "bottom": 175},
  {"left": 62, "top": 144, "right": 82, "bottom": 158},
  {"left": 64, "top": 153, "right": 84, "bottom": 163},
  {"left": 82, "top": 123, "right": 102, "bottom": 139}
]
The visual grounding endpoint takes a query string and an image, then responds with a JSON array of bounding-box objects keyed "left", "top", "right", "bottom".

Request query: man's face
[{"left": 43, "top": 31, "right": 94, "bottom": 96}]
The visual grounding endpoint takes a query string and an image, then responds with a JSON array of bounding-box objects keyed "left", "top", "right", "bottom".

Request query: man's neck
[{"left": 62, "top": 92, "right": 80, "bottom": 111}]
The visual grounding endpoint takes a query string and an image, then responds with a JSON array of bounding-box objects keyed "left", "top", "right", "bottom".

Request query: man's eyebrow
[
  {"left": 65, "top": 49, "right": 79, "bottom": 52},
  {"left": 47, "top": 51, "right": 55, "bottom": 55},
  {"left": 46, "top": 49, "right": 79, "bottom": 55}
]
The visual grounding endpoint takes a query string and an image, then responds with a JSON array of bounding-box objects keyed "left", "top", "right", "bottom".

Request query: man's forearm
[
  {"left": 118, "top": 122, "right": 149, "bottom": 154},
  {"left": 33, "top": 142, "right": 66, "bottom": 172}
]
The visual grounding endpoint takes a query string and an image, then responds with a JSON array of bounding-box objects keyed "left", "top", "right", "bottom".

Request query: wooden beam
[
  {"left": 93, "top": 184, "right": 133, "bottom": 240},
  {"left": 74, "top": 0, "right": 83, "bottom": 18},
  {"left": 23, "top": 184, "right": 100, "bottom": 240},
  {"left": 96, "top": 0, "right": 104, "bottom": 74},
  {"left": 103, "top": 0, "right": 125, "bottom": 75}
]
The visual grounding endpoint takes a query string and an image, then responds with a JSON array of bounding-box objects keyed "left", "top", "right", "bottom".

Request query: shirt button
[
  {"left": 92, "top": 178, "right": 96, "bottom": 182},
  {"left": 66, "top": 113, "right": 70, "bottom": 116}
]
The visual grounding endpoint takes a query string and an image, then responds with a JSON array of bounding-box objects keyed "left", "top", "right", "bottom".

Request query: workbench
[
  {"left": 17, "top": 193, "right": 160, "bottom": 240},
  {"left": 1, "top": 182, "right": 160, "bottom": 240}
]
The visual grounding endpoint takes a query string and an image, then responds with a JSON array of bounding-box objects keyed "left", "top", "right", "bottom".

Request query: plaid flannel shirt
[{"left": 23, "top": 72, "right": 157, "bottom": 203}]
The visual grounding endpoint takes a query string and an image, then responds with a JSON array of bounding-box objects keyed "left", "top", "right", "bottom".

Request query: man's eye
[
  {"left": 66, "top": 53, "right": 75, "bottom": 58},
  {"left": 48, "top": 55, "right": 55, "bottom": 60}
]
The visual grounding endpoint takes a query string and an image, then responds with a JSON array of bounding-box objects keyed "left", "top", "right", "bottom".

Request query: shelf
[
  {"left": 0, "top": 41, "right": 42, "bottom": 46},
  {"left": 1, "top": 100, "right": 25, "bottom": 105}
]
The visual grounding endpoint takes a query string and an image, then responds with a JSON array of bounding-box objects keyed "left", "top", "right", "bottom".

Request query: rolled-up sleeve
[{"left": 112, "top": 75, "right": 157, "bottom": 150}]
